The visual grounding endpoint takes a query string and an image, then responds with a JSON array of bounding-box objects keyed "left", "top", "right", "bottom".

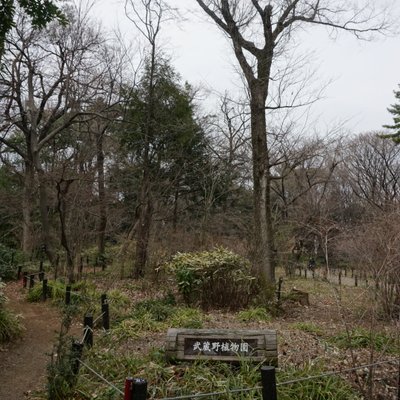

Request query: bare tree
[
  {"left": 343, "top": 132, "right": 400, "bottom": 212},
  {"left": 193, "top": 0, "right": 389, "bottom": 286},
  {"left": 0, "top": 4, "right": 110, "bottom": 265}
]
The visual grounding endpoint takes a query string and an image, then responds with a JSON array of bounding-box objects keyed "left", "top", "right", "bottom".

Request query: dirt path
[{"left": 0, "top": 281, "right": 65, "bottom": 400}]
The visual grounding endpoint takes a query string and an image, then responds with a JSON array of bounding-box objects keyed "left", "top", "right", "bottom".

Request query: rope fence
[
  {"left": 17, "top": 264, "right": 399, "bottom": 399},
  {"left": 70, "top": 358, "right": 400, "bottom": 400}
]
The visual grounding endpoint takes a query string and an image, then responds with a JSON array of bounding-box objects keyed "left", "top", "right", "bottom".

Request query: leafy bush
[
  {"left": 278, "top": 362, "right": 360, "bottom": 400},
  {"left": 169, "top": 307, "right": 204, "bottom": 329},
  {"left": 77, "top": 351, "right": 359, "bottom": 400},
  {"left": 0, "top": 244, "right": 19, "bottom": 280},
  {"left": 329, "top": 327, "right": 397, "bottom": 354},
  {"left": 46, "top": 303, "right": 81, "bottom": 400},
  {"left": 291, "top": 322, "right": 324, "bottom": 336},
  {"left": 0, "top": 282, "right": 23, "bottom": 342},
  {"left": 167, "top": 247, "right": 256, "bottom": 310},
  {"left": 132, "top": 295, "right": 176, "bottom": 322},
  {"left": 237, "top": 307, "right": 271, "bottom": 323},
  {"left": 112, "top": 316, "right": 164, "bottom": 341}
]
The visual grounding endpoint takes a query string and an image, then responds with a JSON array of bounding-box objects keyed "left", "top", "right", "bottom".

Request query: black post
[
  {"left": 397, "top": 361, "right": 400, "bottom": 400},
  {"left": 29, "top": 274, "right": 34, "bottom": 289},
  {"left": 101, "top": 294, "right": 110, "bottom": 330},
  {"left": 39, "top": 260, "right": 44, "bottom": 272},
  {"left": 23, "top": 272, "right": 28, "bottom": 288},
  {"left": 132, "top": 378, "right": 147, "bottom": 400},
  {"left": 39, "top": 271, "right": 45, "bottom": 282},
  {"left": 355, "top": 275, "right": 358, "bottom": 287},
  {"left": 83, "top": 314, "right": 93, "bottom": 348},
  {"left": 397, "top": 359, "right": 399, "bottom": 400},
  {"left": 65, "top": 285, "right": 71, "bottom": 305},
  {"left": 261, "top": 366, "right": 277, "bottom": 400},
  {"left": 17, "top": 265, "right": 22, "bottom": 280},
  {"left": 338, "top": 271, "right": 342, "bottom": 286},
  {"left": 42, "top": 279, "right": 48, "bottom": 301},
  {"left": 304, "top": 268, "right": 307, "bottom": 279},
  {"left": 71, "top": 341, "right": 84, "bottom": 375},
  {"left": 79, "top": 257, "right": 83, "bottom": 279},
  {"left": 276, "top": 278, "right": 283, "bottom": 302}
]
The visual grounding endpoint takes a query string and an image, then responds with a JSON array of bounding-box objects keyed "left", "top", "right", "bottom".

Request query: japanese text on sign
[{"left": 183, "top": 338, "right": 257, "bottom": 357}]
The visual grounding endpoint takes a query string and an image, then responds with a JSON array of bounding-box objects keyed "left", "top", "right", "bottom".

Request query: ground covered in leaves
[{"left": 1, "top": 269, "right": 399, "bottom": 399}]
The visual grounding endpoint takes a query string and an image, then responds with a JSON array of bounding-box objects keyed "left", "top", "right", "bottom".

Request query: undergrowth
[
  {"left": 329, "top": 327, "right": 399, "bottom": 354},
  {"left": 74, "top": 347, "right": 360, "bottom": 400},
  {"left": 0, "top": 281, "right": 23, "bottom": 342}
]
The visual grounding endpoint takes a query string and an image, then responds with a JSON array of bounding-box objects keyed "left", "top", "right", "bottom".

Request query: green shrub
[
  {"left": 166, "top": 247, "right": 256, "bottom": 310},
  {"left": 0, "top": 309, "right": 23, "bottom": 342},
  {"left": 237, "top": 307, "right": 271, "bottom": 323},
  {"left": 112, "top": 315, "right": 164, "bottom": 341},
  {"left": 0, "top": 282, "right": 23, "bottom": 342},
  {"left": 132, "top": 295, "right": 176, "bottom": 322},
  {"left": 0, "top": 244, "right": 20, "bottom": 280},
  {"left": 169, "top": 307, "right": 204, "bottom": 329},
  {"left": 329, "top": 327, "right": 397, "bottom": 353},
  {"left": 291, "top": 322, "right": 324, "bottom": 336},
  {"left": 278, "top": 363, "right": 360, "bottom": 399}
]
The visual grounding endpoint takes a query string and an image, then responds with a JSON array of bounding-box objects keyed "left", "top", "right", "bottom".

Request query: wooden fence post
[
  {"left": 397, "top": 360, "right": 399, "bottom": 400},
  {"left": 17, "top": 265, "right": 22, "bottom": 280},
  {"left": 79, "top": 257, "right": 83, "bottom": 280},
  {"left": 42, "top": 279, "right": 48, "bottom": 301},
  {"left": 83, "top": 314, "right": 93, "bottom": 348},
  {"left": 71, "top": 341, "right": 84, "bottom": 375},
  {"left": 261, "top": 366, "right": 277, "bottom": 400},
  {"left": 22, "top": 272, "right": 27, "bottom": 288},
  {"left": 29, "top": 274, "right": 35, "bottom": 289},
  {"left": 101, "top": 294, "right": 110, "bottom": 330},
  {"left": 65, "top": 285, "right": 71, "bottom": 305},
  {"left": 276, "top": 278, "right": 283, "bottom": 303}
]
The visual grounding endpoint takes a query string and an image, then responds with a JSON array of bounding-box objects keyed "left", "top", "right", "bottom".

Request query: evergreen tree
[{"left": 383, "top": 85, "right": 400, "bottom": 143}]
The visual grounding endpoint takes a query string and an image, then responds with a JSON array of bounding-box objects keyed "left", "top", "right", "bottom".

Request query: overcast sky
[{"left": 92, "top": 0, "right": 400, "bottom": 136}]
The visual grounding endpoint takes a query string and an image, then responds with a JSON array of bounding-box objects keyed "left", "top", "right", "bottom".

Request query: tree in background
[
  {"left": 120, "top": 58, "right": 209, "bottom": 277},
  {"left": 193, "top": 0, "right": 390, "bottom": 287},
  {"left": 0, "top": 4, "right": 111, "bottom": 268},
  {"left": 383, "top": 85, "right": 400, "bottom": 142},
  {"left": 0, "top": 0, "right": 66, "bottom": 60}
]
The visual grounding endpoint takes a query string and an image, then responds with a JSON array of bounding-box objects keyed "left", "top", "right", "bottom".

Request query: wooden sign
[{"left": 166, "top": 328, "right": 277, "bottom": 364}]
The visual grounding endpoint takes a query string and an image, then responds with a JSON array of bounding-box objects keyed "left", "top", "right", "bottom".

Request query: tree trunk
[
  {"left": 22, "top": 160, "right": 35, "bottom": 256},
  {"left": 250, "top": 87, "right": 275, "bottom": 285},
  {"left": 96, "top": 129, "right": 107, "bottom": 265},
  {"left": 56, "top": 180, "right": 74, "bottom": 283},
  {"left": 134, "top": 176, "right": 153, "bottom": 278},
  {"left": 34, "top": 154, "right": 55, "bottom": 266}
]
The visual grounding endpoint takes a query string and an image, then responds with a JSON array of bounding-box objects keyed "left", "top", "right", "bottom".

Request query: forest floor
[
  {"left": 0, "top": 271, "right": 399, "bottom": 399},
  {"left": 0, "top": 281, "right": 79, "bottom": 400}
]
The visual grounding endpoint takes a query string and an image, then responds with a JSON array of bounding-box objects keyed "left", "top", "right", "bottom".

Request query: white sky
[{"left": 91, "top": 0, "right": 400, "bottom": 136}]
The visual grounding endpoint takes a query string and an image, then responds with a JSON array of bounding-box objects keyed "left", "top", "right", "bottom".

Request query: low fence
[
  {"left": 72, "top": 358, "right": 400, "bottom": 399},
  {"left": 16, "top": 255, "right": 105, "bottom": 283},
  {"left": 287, "top": 264, "right": 393, "bottom": 290},
  {"left": 18, "top": 267, "right": 400, "bottom": 399}
]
